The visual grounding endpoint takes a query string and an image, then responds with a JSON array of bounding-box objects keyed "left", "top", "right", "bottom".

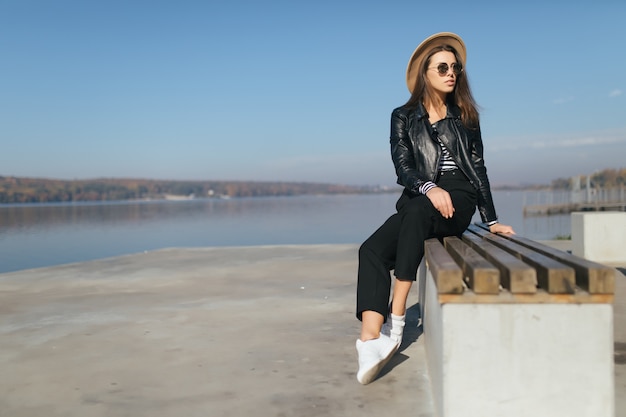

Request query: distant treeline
[
  {"left": 2, "top": 168, "right": 624, "bottom": 204},
  {"left": 550, "top": 168, "right": 626, "bottom": 190},
  {"left": 0, "top": 176, "right": 390, "bottom": 204}
]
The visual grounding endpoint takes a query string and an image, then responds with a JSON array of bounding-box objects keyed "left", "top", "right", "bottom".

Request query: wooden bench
[{"left": 419, "top": 224, "right": 616, "bottom": 417}]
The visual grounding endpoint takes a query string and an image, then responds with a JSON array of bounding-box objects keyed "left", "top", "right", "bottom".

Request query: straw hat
[{"left": 405, "top": 32, "right": 467, "bottom": 93}]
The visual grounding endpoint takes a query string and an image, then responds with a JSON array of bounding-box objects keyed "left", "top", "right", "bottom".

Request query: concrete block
[
  {"left": 422, "top": 269, "right": 614, "bottom": 417},
  {"left": 572, "top": 212, "right": 626, "bottom": 263}
]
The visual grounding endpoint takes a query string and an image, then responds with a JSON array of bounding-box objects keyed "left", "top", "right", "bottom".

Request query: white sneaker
[
  {"left": 355, "top": 334, "right": 398, "bottom": 384},
  {"left": 381, "top": 313, "right": 405, "bottom": 346}
]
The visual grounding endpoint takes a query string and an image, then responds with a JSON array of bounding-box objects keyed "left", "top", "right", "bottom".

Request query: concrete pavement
[{"left": 1, "top": 244, "right": 624, "bottom": 417}]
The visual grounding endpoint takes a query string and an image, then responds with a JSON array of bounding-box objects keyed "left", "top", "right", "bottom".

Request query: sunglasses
[{"left": 429, "top": 62, "right": 463, "bottom": 76}]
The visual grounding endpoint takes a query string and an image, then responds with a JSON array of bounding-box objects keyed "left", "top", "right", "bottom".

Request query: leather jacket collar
[{"left": 411, "top": 102, "right": 461, "bottom": 122}]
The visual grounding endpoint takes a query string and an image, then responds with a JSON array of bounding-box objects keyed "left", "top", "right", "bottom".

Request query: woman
[{"left": 355, "top": 32, "right": 515, "bottom": 385}]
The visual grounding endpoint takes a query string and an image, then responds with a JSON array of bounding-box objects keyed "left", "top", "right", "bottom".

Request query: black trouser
[{"left": 356, "top": 170, "right": 477, "bottom": 320}]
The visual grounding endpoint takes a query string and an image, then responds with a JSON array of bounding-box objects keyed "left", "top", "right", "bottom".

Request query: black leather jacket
[{"left": 390, "top": 103, "right": 498, "bottom": 223}]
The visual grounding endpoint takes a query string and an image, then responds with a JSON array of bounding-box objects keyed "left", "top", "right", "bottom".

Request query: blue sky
[{"left": 1, "top": 0, "right": 625, "bottom": 187}]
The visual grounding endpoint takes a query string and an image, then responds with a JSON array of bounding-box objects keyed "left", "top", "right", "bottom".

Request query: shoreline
[{"left": 0, "top": 240, "right": 580, "bottom": 277}]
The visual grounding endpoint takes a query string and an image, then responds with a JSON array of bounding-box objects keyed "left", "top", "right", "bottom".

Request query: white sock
[
  {"left": 390, "top": 313, "right": 405, "bottom": 322},
  {"left": 385, "top": 313, "right": 405, "bottom": 344}
]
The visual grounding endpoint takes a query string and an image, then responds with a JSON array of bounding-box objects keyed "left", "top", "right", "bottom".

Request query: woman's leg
[
  {"left": 355, "top": 182, "right": 475, "bottom": 384},
  {"left": 357, "top": 192, "right": 434, "bottom": 336},
  {"left": 392, "top": 174, "right": 477, "bottom": 281},
  {"left": 356, "top": 212, "right": 402, "bottom": 331},
  {"left": 378, "top": 196, "right": 435, "bottom": 345},
  {"left": 393, "top": 194, "right": 437, "bottom": 281},
  {"left": 360, "top": 311, "right": 385, "bottom": 341},
  {"left": 379, "top": 279, "right": 411, "bottom": 346},
  {"left": 358, "top": 193, "right": 434, "bottom": 349},
  {"left": 386, "top": 176, "right": 477, "bottom": 344},
  {"left": 390, "top": 279, "right": 413, "bottom": 316},
  {"left": 355, "top": 208, "right": 404, "bottom": 384}
]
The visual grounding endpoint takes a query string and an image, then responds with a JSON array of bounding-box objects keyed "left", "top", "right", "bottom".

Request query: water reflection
[
  {"left": 1, "top": 199, "right": 235, "bottom": 231},
  {"left": 0, "top": 192, "right": 573, "bottom": 273}
]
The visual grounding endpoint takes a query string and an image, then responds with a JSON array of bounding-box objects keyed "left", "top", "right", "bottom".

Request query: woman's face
[{"left": 425, "top": 51, "right": 460, "bottom": 97}]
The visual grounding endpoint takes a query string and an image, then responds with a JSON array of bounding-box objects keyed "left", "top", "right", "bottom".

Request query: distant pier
[
  {"left": 522, "top": 184, "right": 626, "bottom": 216},
  {"left": 523, "top": 201, "right": 626, "bottom": 216}
]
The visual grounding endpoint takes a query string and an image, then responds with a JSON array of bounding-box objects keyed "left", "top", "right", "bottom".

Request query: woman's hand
[
  {"left": 426, "top": 187, "right": 455, "bottom": 219},
  {"left": 489, "top": 223, "right": 515, "bottom": 235}
]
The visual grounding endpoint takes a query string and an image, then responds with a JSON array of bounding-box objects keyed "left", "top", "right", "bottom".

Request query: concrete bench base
[
  {"left": 420, "top": 263, "right": 615, "bottom": 417},
  {"left": 572, "top": 212, "right": 626, "bottom": 263}
]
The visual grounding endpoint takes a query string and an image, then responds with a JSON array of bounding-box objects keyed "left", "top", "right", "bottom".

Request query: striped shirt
[{"left": 418, "top": 124, "right": 458, "bottom": 195}]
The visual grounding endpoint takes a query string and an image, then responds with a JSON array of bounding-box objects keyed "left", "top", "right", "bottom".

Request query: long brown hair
[{"left": 405, "top": 44, "right": 480, "bottom": 129}]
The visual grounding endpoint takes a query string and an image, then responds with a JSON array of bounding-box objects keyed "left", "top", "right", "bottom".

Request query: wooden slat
[
  {"left": 462, "top": 231, "right": 537, "bottom": 293},
  {"left": 438, "top": 290, "right": 614, "bottom": 305},
  {"left": 498, "top": 234, "right": 615, "bottom": 294},
  {"left": 443, "top": 236, "right": 500, "bottom": 294},
  {"left": 424, "top": 238, "right": 463, "bottom": 294},
  {"left": 467, "top": 225, "right": 576, "bottom": 294}
]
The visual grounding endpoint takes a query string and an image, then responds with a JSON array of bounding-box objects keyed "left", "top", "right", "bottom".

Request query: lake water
[{"left": 0, "top": 190, "right": 570, "bottom": 274}]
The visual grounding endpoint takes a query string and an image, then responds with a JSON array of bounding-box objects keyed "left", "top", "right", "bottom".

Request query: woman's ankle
[
  {"left": 359, "top": 330, "right": 380, "bottom": 342},
  {"left": 360, "top": 310, "right": 384, "bottom": 341}
]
